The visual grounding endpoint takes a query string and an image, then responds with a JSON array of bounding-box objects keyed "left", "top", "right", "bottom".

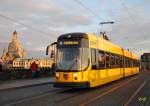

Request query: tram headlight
[
  {"left": 56, "top": 73, "right": 59, "bottom": 78},
  {"left": 73, "top": 73, "right": 77, "bottom": 80}
]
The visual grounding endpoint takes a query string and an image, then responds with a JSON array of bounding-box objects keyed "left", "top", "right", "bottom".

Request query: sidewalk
[{"left": 0, "top": 77, "right": 55, "bottom": 91}]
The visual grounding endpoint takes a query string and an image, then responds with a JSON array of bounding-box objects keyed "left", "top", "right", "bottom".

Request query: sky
[{"left": 0, "top": 0, "right": 150, "bottom": 58}]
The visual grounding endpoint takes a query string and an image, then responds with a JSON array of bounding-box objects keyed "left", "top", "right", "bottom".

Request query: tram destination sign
[{"left": 58, "top": 38, "right": 88, "bottom": 48}]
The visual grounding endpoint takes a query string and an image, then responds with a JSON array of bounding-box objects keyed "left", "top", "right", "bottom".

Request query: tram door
[{"left": 90, "top": 49, "right": 98, "bottom": 85}]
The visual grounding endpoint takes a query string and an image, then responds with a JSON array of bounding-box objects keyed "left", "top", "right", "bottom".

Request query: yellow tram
[{"left": 54, "top": 33, "right": 140, "bottom": 88}]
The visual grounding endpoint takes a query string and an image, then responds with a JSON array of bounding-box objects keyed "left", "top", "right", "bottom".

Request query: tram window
[
  {"left": 131, "top": 59, "right": 133, "bottom": 67},
  {"left": 128, "top": 58, "right": 130, "bottom": 67},
  {"left": 91, "top": 49, "right": 96, "bottom": 64},
  {"left": 134, "top": 60, "right": 136, "bottom": 67},
  {"left": 50, "top": 50, "right": 54, "bottom": 58},
  {"left": 120, "top": 56, "right": 124, "bottom": 68},
  {"left": 129, "top": 59, "right": 132, "bottom": 67},
  {"left": 125, "top": 57, "right": 128, "bottom": 67},
  {"left": 135, "top": 60, "right": 138, "bottom": 67},
  {"left": 106, "top": 53, "right": 110, "bottom": 68},
  {"left": 110, "top": 54, "right": 116, "bottom": 68},
  {"left": 81, "top": 48, "right": 89, "bottom": 70},
  {"left": 135, "top": 60, "right": 137, "bottom": 67},
  {"left": 133, "top": 60, "right": 135, "bottom": 67},
  {"left": 127, "top": 58, "right": 131, "bottom": 67},
  {"left": 121, "top": 56, "right": 124, "bottom": 68},
  {"left": 115, "top": 55, "right": 117, "bottom": 67},
  {"left": 91, "top": 49, "right": 97, "bottom": 69},
  {"left": 98, "top": 51, "right": 105, "bottom": 69},
  {"left": 114, "top": 55, "right": 119, "bottom": 68},
  {"left": 116, "top": 55, "right": 121, "bottom": 68},
  {"left": 120, "top": 56, "right": 123, "bottom": 68},
  {"left": 136, "top": 60, "right": 139, "bottom": 67},
  {"left": 125, "top": 57, "right": 126, "bottom": 67},
  {"left": 127, "top": 58, "right": 130, "bottom": 67}
]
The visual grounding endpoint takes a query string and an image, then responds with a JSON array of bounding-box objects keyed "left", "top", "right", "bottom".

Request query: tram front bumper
[{"left": 53, "top": 81, "right": 90, "bottom": 88}]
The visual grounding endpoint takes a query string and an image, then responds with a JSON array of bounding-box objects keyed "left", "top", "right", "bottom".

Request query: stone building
[
  {"left": 13, "top": 58, "right": 54, "bottom": 69},
  {"left": 1, "top": 31, "right": 26, "bottom": 64},
  {"left": 141, "top": 53, "right": 150, "bottom": 71}
]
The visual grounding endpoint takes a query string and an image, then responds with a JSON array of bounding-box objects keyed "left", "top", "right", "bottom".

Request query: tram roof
[
  {"left": 57, "top": 32, "right": 139, "bottom": 60},
  {"left": 87, "top": 33, "right": 139, "bottom": 60}
]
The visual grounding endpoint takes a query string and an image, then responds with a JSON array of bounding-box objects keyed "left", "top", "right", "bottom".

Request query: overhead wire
[
  {"left": 74, "top": 0, "right": 104, "bottom": 21},
  {"left": 119, "top": 0, "right": 146, "bottom": 53},
  {"left": 73, "top": 0, "right": 111, "bottom": 36},
  {"left": 119, "top": 0, "right": 146, "bottom": 37},
  {"left": 0, "top": 13, "right": 52, "bottom": 38},
  {"left": 119, "top": 0, "right": 138, "bottom": 25},
  {"left": 0, "top": 0, "right": 107, "bottom": 36}
]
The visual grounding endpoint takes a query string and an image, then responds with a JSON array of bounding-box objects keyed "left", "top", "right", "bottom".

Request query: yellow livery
[{"left": 54, "top": 32, "right": 140, "bottom": 88}]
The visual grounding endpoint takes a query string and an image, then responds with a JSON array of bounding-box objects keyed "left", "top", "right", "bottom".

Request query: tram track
[
  {"left": 2, "top": 73, "right": 146, "bottom": 106},
  {"left": 78, "top": 73, "right": 147, "bottom": 106},
  {"left": 79, "top": 75, "right": 141, "bottom": 106},
  {"left": 54, "top": 74, "right": 143, "bottom": 105},
  {"left": 1, "top": 87, "right": 68, "bottom": 106}
]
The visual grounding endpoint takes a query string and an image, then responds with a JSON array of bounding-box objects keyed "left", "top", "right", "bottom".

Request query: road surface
[{"left": 0, "top": 71, "right": 150, "bottom": 106}]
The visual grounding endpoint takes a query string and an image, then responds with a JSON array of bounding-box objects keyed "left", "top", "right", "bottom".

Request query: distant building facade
[
  {"left": 1, "top": 31, "right": 57, "bottom": 70},
  {"left": 1, "top": 31, "right": 26, "bottom": 64},
  {"left": 13, "top": 58, "right": 54, "bottom": 69},
  {"left": 141, "top": 53, "right": 150, "bottom": 71}
]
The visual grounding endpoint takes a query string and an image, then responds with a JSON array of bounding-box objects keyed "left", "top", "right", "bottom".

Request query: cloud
[
  {"left": 0, "top": 0, "right": 93, "bottom": 40},
  {"left": 0, "top": 0, "right": 94, "bottom": 57},
  {"left": 109, "top": 5, "right": 150, "bottom": 56},
  {"left": 0, "top": 0, "right": 92, "bottom": 28},
  {"left": 36, "top": 46, "right": 46, "bottom": 51},
  {"left": 134, "top": 40, "right": 150, "bottom": 45},
  {"left": 0, "top": 0, "right": 63, "bottom": 13},
  {"left": 0, "top": 0, "right": 149, "bottom": 57}
]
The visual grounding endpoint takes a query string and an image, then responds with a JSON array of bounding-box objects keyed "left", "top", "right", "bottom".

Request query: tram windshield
[{"left": 57, "top": 48, "right": 89, "bottom": 71}]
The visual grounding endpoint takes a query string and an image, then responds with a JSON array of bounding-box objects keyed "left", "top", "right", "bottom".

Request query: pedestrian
[{"left": 30, "top": 62, "right": 38, "bottom": 78}]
